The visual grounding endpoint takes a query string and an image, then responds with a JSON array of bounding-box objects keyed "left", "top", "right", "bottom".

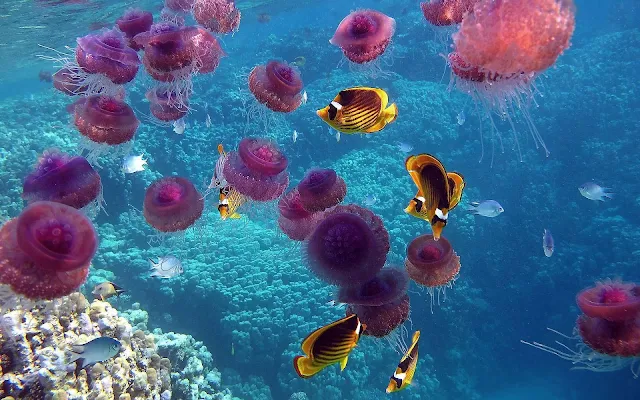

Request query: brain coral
[{"left": 0, "top": 289, "right": 171, "bottom": 399}]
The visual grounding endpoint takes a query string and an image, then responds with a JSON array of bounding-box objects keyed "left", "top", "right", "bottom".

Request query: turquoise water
[{"left": 0, "top": 0, "right": 639, "bottom": 399}]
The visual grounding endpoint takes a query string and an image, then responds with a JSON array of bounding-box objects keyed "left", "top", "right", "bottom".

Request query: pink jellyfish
[
  {"left": 192, "top": 0, "right": 241, "bottom": 34},
  {"left": 329, "top": 9, "right": 396, "bottom": 64},
  {"left": 305, "top": 204, "right": 390, "bottom": 287},
  {"left": 297, "top": 168, "right": 347, "bottom": 213},
  {"left": 75, "top": 29, "right": 141, "bottom": 84},
  {"left": 143, "top": 176, "right": 204, "bottom": 233},
  {"left": 277, "top": 189, "right": 323, "bottom": 241},
  {"left": 248, "top": 60, "right": 305, "bottom": 113},
  {"left": 222, "top": 137, "right": 290, "bottom": 201},
  {"left": 146, "top": 85, "right": 189, "bottom": 122},
  {"left": 116, "top": 8, "right": 154, "bottom": 51},
  {"left": 165, "top": 0, "right": 195, "bottom": 13},
  {"left": 191, "top": 27, "right": 226, "bottom": 74},
  {"left": 0, "top": 201, "right": 97, "bottom": 300},
  {"left": 22, "top": 150, "right": 102, "bottom": 210},
  {"left": 420, "top": 0, "right": 479, "bottom": 26},
  {"left": 134, "top": 23, "right": 200, "bottom": 77},
  {"left": 342, "top": 268, "right": 410, "bottom": 338}
]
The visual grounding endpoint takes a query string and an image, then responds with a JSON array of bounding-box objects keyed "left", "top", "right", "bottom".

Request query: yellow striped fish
[
  {"left": 293, "top": 314, "right": 366, "bottom": 378},
  {"left": 404, "top": 154, "right": 465, "bottom": 240},
  {"left": 316, "top": 87, "right": 398, "bottom": 134},
  {"left": 386, "top": 330, "right": 420, "bottom": 393}
]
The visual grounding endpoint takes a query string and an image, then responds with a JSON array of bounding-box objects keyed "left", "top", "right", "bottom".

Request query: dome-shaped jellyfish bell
[
  {"left": 74, "top": 95, "right": 139, "bottom": 146},
  {"left": 405, "top": 234, "right": 460, "bottom": 292},
  {"left": 191, "top": 27, "right": 226, "bottom": 74},
  {"left": 134, "top": 23, "right": 200, "bottom": 75},
  {"left": 116, "top": 8, "right": 154, "bottom": 51},
  {"left": 277, "top": 188, "right": 323, "bottom": 241},
  {"left": 0, "top": 201, "right": 97, "bottom": 300},
  {"left": 576, "top": 281, "right": 640, "bottom": 357},
  {"left": 75, "top": 29, "right": 141, "bottom": 85},
  {"left": 329, "top": 9, "right": 396, "bottom": 64},
  {"left": 223, "top": 137, "right": 289, "bottom": 201},
  {"left": 342, "top": 268, "right": 411, "bottom": 337},
  {"left": 143, "top": 176, "right": 204, "bottom": 233},
  {"left": 305, "top": 204, "right": 390, "bottom": 287},
  {"left": 297, "top": 168, "right": 347, "bottom": 213},
  {"left": 22, "top": 150, "right": 101, "bottom": 210},
  {"left": 193, "top": 0, "right": 242, "bottom": 34},
  {"left": 248, "top": 60, "right": 304, "bottom": 113},
  {"left": 146, "top": 85, "right": 189, "bottom": 122}
]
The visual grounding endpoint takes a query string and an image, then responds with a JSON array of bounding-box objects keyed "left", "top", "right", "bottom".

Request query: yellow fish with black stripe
[
  {"left": 386, "top": 330, "right": 420, "bottom": 393},
  {"left": 293, "top": 314, "right": 366, "bottom": 378},
  {"left": 405, "top": 154, "right": 465, "bottom": 240},
  {"left": 316, "top": 87, "right": 398, "bottom": 134}
]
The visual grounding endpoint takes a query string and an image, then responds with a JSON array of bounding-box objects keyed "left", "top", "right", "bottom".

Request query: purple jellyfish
[
  {"left": 76, "top": 29, "right": 141, "bottom": 84},
  {"left": 297, "top": 168, "right": 347, "bottom": 212},
  {"left": 277, "top": 188, "right": 323, "bottom": 241},
  {"left": 116, "top": 8, "right": 154, "bottom": 51}
]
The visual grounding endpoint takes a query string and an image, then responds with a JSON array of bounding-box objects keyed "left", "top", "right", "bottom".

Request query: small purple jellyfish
[
  {"left": 76, "top": 29, "right": 141, "bottom": 84},
  {"left": 22, "top": 150, "right": 102, "bottom": 210},
  {"left": 116, "top": 8, "right": 154, "bottom": 51},
  {"left": 222, "top": 137, "right": 289, "bottom": 201},
  {"left": 305, "top": 204, "right": 389, "bottom": 286},
  {"left": 297, "top": 168, "right": 347, "bottom": 212},
  {"left": 277, "top": 189, "right": 323, "bottom": 241}
]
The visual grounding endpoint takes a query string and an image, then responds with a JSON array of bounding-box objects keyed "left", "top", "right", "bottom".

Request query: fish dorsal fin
[
  {"left": 406, "top": 154, "right": 450, "bottom": 213},
  {"left": 446, "top": 172, "right": 465, "bottom": 210}
]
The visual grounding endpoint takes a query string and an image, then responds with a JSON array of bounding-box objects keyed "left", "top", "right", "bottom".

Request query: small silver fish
[
  {"left": 301, "top": 91, "right": 308, "bottom": 105},
  {"left": 205, "top": 114, "right": 212, "bottom": 128},
  {"left": 68, "top": 337, "right": 121, "bottom": 369},
  {"left": 149, "top": 255, "right": 184, "bottom": 278},
  {"left": 172, "top": 118, "right": 186, "bottom": 135},
  {"left": 293, "top": 130, "right": 300, "bottom": 143},
  {"left": 396, "top": 142, "right": 413, "bottom": 154},
  {"left": 467, "top": 200, "right": 504, "bottom": 217},
  {"left": 363, "top": 194, "right": 378, "bottom": 207},
  {"left": 122, "top": 154, "right": 147, "bottom": 174},
  {"left": 457, "top": 110, "right": 466, "bottom": 126},
  {"left": 92, "top": 281, "right": 125, "bottom": 301},
  {"left": 335, "top": 130, "right": 341, "bottom": 142},
  {"left": 579, "top": 182, "right": 613, "bottom": 201},
  {"left": 543, "top": 229, "right": 554, "bottom": 257}
]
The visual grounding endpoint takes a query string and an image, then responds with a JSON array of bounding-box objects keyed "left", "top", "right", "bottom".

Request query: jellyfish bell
[
  {"left": 165, "top": 0, "right": 195, "bottom": 13},
  {"left": 134, "top": 23, "right": 199, "bottom": 73},
  {"left": 347, "top": 294, "right": 410, "bottom": 339},
  {"left": 0, "top": 201, "right": 97, "bottom": 300},
  {"left": 421, "top": 0, "right": 479, "bottom": 26},
  {"left": 143, "top": 176, "right": 204, "bottom": 233},
  {"left": 222, "top": 137, "right": 290, "bottom": 201},
  {"left": 248, "top": 60, "right": 304, "bottom": 113},
  {"left": 405, "top": 234, "right": 460, "bottom": 308},
  {"left": 576, "top": 281, "right": 640, "bottom": 322},
  {"left": 146, "top": 85, "right": 189, "bottom": 122},
  {"left": 192, "top": 0, "right": 241, "bottom": 34},
  {"left": 297, "top": 168, "right": 347, "bottom": 213},
  {"left": 22, "top": 150, "right": 102, "bottom": 211},
  {"left": 305, "top": 204, "right": 390, "bottom": 287},
  {"left": 191, "top": 27, "right": 226, "bottom": 74},
  {"left": 330, "top": 9, "right": 396, "bottom": 64},
  {"left": 277, "top": 189, "right": 323, "bottom": 241},
  {"left": 116, "top": 8, "right": 154, "bottom": 51},
  {"left": 76, "top": 29, "right": 141, "bottom": 85}
]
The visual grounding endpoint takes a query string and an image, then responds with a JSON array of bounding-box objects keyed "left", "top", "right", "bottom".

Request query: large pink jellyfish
[
  {"left": 143, "top": 176, "right": 204, "bottom": 233},
  {"left": 297, "top": 168, "right": 347, "bottom": 213},
  {"left": 329, "top": 9, "right": 396, "bottom": 64},
  {"left": 146, "top": 85, "right": 189, "bottom": 122},
  {"left": 22, "top": 150, "right": 101, "bottom": 210},
  {"left": 0, "top": 201, "right": 97, "bottom": 299},
  {"left": 522, "top": 280, "right": 640, "bottom": 377},
  {"left": 74, "top": 95, "right": 139, "bottom": 147},
  {"left": 248, "top": 60, "right": 304, "bottom": 113},
  {"left": 405, "top": 234, "right": 460, "bottom": 307},
  {"left": 134, "top": 23, "right": 200, "bottom": 77},
  {"left": 191, "top": 27, "right": 226, "bottom": 74},
  {"left": 305, "top": 204, "right": 390, "bottom": 287},
  {"left": 116, "top": 8, "right": 153, "bottom": 51},
  {"left": 453, "top": 0, "right": 575, "bottom": 76},
  {"left": 222, "top": 138, "right": 289, "bottom": 201},
  {"left": 165, "top": 0, "right": 195, "bottom": 12},
  {"left": 277, "top": 189, "right": 323, "bottom": 241},
  {"left": 421, "top": 0, "right": 478, "bottom": 26},
  {"left": 192, "top": 0, "right": 241, "bottom": 34},
  {"left": 76, "top": 29, "right": 141, "bottom": 84},
  {"left": 342, "top": 268, "right": 410, "bottom": 338}
]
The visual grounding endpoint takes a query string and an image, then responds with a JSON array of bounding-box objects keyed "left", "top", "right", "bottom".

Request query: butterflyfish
[
  {"left": 316, "top": 87, "right": 398, "bottom": 134},
  {"left": 218, "top": 186, "right": 245, "bottom": 220},
  {"left": 92, "top": 281, "right": 125, "bottom": 301},
  {"left": 404, "top": 154, "right": 465, "bottom": 240},
  {"left": 386, "top": 331, "right": 420, "bottom": 393},
  {"left": 293, "top": 314, "right": 365, "bottom": 378}
]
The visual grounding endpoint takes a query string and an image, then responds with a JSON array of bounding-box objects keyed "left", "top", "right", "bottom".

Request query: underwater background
[{"left": 0, "top": 0, "right": 639, "bottom": 399}]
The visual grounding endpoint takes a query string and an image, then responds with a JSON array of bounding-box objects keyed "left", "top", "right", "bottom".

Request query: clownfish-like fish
[
  {"left": 293, "top": 314, "right": 365, "bottom": 378},
  {"left": 218, "top": 185, "right": 245, "bottom": 220},
  {"left": 404, "top": 154, "right": 465, "bottom": 240},
  {"left": 316, "top": 87, "right": 398, "bottom": 134},
  {"left": 386, "top": 330, "right": 420, "bottom": 393}
]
